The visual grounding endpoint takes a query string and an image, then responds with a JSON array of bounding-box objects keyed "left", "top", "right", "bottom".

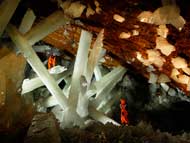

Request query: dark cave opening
[{"left": 147, "top": 101, "right": 190, "bottom": 134}]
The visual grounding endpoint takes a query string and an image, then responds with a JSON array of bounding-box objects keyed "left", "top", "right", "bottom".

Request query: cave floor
[{"left": 1, "top": 112, "right": 190, "bottom": 143}]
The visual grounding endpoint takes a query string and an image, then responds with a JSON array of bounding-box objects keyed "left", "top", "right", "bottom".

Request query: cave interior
[{"left": 1, "top": 0, "right": 190, "bottom": 143}]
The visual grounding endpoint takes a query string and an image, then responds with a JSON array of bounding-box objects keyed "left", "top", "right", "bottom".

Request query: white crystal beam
[
  {"left": 93, "top": 66, "right": 126, "bottom": 107},
  {"left": 85, "top": 29, "right": 104, "bottom": 83},
  {"left": 6, "top": 24, "right": 68, "bottom": 109},
  {"left": 25, "top": 11, "right": 71, "bottom": 45},
  {"left": 21, "top": 66, "right": 69, "bottom": 94},
  {"left": 0, "top": 0, "right": 20, "bottom": 36},
  {"left": 19, "top": 9, "right": 36, "bottom": 34},
  {"left": 89, "top": 105, "right": 120, "bottom": 126},
  {"left": 68, "top": 30, "right": 92, "bottom": 107}
]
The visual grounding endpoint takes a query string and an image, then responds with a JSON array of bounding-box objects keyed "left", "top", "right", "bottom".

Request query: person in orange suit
[
  {"left": 120, "top": 98, "right": 129, "bottom": 125},
  {"left": 48, "top": 55, "right": 56, "bottom": 69}
]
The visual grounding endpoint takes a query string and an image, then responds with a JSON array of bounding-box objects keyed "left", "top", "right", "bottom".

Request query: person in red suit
[
  {"left": 120, "top": 99, "right": 129, "bottom": 125},
  {"left": 48, "top": 55, "right": 56, "bottom": 69}
]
